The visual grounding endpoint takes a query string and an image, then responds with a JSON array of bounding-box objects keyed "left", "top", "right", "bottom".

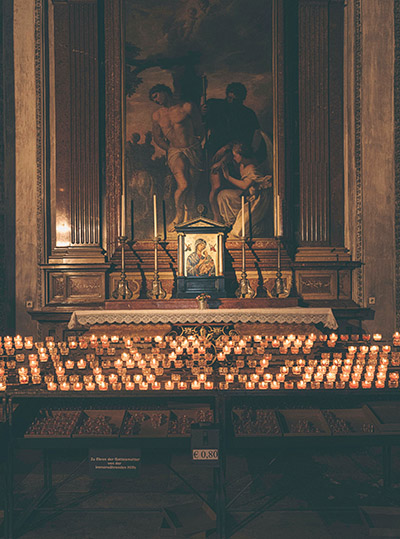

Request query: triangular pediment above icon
[{"left": 175, "top": 217, "right": 227, "bottom": 233}]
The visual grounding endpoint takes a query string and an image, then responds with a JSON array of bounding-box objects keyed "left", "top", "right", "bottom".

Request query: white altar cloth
[{"left": 68, "top": 308, "right": 338, "bottom": 330}]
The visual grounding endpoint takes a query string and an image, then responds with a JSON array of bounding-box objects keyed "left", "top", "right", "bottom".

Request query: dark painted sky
[{"left": 125, "top": 0, "right": 273, "bottom": 148}]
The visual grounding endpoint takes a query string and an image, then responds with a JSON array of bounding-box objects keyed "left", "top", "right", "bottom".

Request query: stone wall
[{"left": 345, "top": 0, "right": 396, "bottom": 335}]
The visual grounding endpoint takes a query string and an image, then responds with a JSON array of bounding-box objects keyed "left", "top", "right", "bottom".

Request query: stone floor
[{"left": 2, "top": 445, "right": 400, "bottom": 538}]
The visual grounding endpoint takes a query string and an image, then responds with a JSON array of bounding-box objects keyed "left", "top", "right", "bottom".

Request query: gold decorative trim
[
  {"left": 35, "top": 0, "right": 45, "bottom": 308},
  {"left": 354, "top": 0, "right": 363, "bottom": 305},
  {"left": 395, "top": 0, "right": 400, "bottom": 327}
]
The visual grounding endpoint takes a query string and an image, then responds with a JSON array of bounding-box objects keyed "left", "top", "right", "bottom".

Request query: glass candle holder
[
  {"left": 109, "top": 373, "right": 118, "bottom": 384},
  {"left": 77, "top": 359, "right": 86, "bottom": 369},
  {"left": 73, "top": 381, "right": 83, "bottom": 391},
  {"left": 260, "top": 358, "right": 270, "bottom": 368}
]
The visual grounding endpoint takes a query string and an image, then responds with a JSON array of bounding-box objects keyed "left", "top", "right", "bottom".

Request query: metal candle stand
[
  {"left": 271, "top": 236, "right": 285, "bottom": 297},
  {"left": 235, "top": 237, "right": 255, "bottom": 299},
  {"left": 112, "top": 236, "right": 133, "bottom": 300},
  {"left": 147, "top": 236, "right": 166, "bottom": 299}
]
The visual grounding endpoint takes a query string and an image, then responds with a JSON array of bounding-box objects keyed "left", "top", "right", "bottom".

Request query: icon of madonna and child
[{"left": 124, "top": 0, "right": 274, "bottom": 240}]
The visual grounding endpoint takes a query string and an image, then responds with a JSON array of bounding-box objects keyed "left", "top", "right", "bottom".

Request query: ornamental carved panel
[
  {"left": 68, "top": 275, "right": 104, "bottom": 300},
  {"left": 297, "top": 271, "right": 337, "bottom": 300},
  {"left": 47, "top": 271, "right": 105, "bottom": 304}
]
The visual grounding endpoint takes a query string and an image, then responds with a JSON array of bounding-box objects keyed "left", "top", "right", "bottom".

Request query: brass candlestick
[
  {"left": 112, "top": 236, "right": 133, "bottom": 299},
  {"left": 271, "top": 237, "right": 285, "bottom": 297},
  {"left": 147, "top": 237, "right": 166, "bottom": 299},
  {"left": 235, "top": 238, "right": 255, "bottom": 298}
]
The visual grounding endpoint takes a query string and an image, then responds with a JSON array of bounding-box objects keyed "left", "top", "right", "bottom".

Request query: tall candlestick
[
  {"left": 148, "top": 195, "right": 166, "bottom": 299},
  {"left": 277, "top": 237, "right": 281, "bottom": 271},
  {"left": 241, "top": 195, "right": 245, "bottom": 238},
  {"left": 153, "top": 194, "right": 158, "bottom": 238},
  {"left": 276, "top": 194, "right": 283, "bottom": 237},
  {"left": 121, "top": 192, "right": 126, "bottom": 236},
  {"left": 241, "top": 237, "right": 245, "bottom": 273}
]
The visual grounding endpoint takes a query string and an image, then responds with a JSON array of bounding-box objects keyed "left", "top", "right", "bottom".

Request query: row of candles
[
  {"left": 1, "top": 331, "right": 398, "bottom": 353},
  {"left": 0, "top": 335, "right": 398, "bottom": 392}
]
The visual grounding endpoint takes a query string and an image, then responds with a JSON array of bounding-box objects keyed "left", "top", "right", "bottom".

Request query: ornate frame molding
[
  {"left": 354, "top": 0, "right": 363, "bottom": 306},
  {"left": 395, "top": 0, "right": 400, "bottom": 327},
  {"left": 35, "top": 0, "right": 45, "bottom": 309}
]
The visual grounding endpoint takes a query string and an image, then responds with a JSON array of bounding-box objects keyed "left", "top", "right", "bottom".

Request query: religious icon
[
  {"left": 124, "top": 0, "right": 274, "bottom": 240},
  {"left": 185, "top": 237, "right": 216, "bottom": 277}
]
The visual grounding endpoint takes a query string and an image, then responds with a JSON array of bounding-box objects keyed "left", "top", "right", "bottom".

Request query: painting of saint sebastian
[{"left": 150, "top": 84, "right": 204, "bottom": 233}]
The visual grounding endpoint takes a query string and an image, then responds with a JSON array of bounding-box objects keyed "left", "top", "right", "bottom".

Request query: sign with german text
[{"left": 89, "top": 449, "right": 141, "bottom": 478}]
